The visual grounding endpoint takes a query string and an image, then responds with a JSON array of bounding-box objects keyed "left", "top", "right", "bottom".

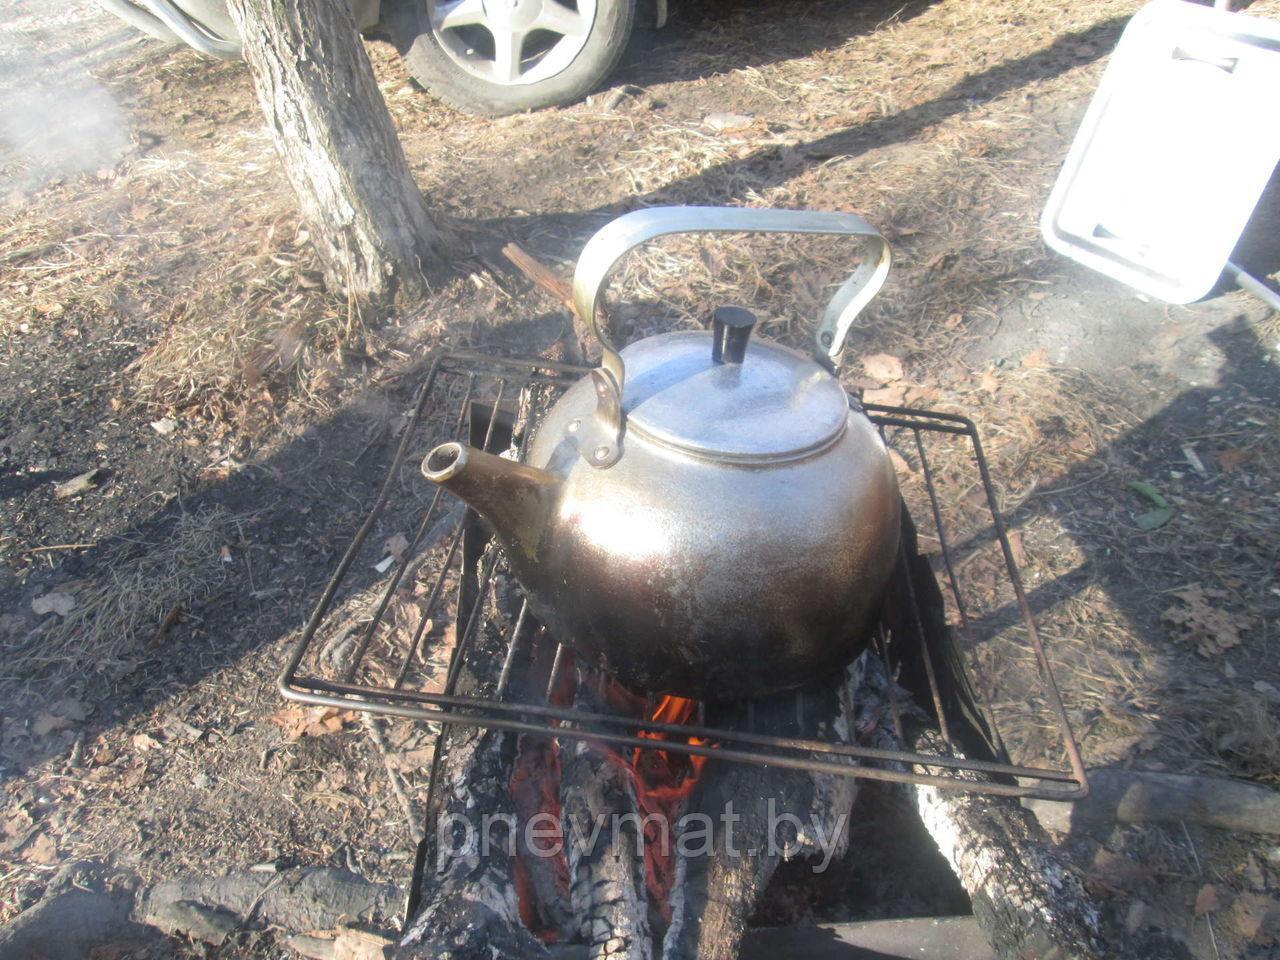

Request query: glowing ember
[
  {"left": 508, "top": 667, "right": 711, "bottom": 937},
  {"left": 509, "top": 736, "right": 568, "bottom": 941},
  {"left": 607, "top": 689, "right": 707, "bottom": 916}
]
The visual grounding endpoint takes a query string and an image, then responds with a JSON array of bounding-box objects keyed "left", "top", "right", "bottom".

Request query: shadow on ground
[
  {"left": 953, "top": 316, "right": 1278, "bottom": 779},
  {"left": 1, "top": 10, "right": 1131, "bottom": 769}
]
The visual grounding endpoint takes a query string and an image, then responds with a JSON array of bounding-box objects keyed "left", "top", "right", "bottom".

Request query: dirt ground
[{"left": 1, "top": 0, "right": 1279, "bottom": 956}]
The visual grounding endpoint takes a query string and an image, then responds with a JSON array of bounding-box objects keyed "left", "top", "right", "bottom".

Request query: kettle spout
[{"left": 421, "top": 442, "right": 559, "bottom": 561}]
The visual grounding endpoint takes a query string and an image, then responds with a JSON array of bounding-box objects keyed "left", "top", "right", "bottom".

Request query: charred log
[
  {"left": 396, "top": 559, "right": 547, "bottom": 960},
  {"left": 511, "top": 727, "right": 575, "bottom": 940},
  {"left": 398, "top": 385, "right": 560, "bottom": 960},
  {"left": 906, "top": 726, "right": 1104, "bottom": 960},
  {"left": 875, "top": 508, "right": 1107, "bottom": 960},
  {"left": 663, "top": 663, "right": 863, "bottom": 960},
  {"left": 556, "top": 680, "right": 654, "bottom": 960}
]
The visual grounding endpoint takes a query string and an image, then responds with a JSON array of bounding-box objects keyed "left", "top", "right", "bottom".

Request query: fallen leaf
[
  {"left": 905, "top": 385, "right": 939, "bottom": 405},
  {"left": 862, "top": 386, "right": 907, "bottom": 406},
  {"left": 267, "top": 706, "right": 310, "bottom": 742},
  {"left": 384, "top": 533, "right": 410, "bottom": 560},
  {"left": 1162, "top": 584, "right": 1254, "bottom": 658},
  {"left": 1196, "top": 884, "right": 1220, "bottom": 916},
  {"left": 91, "top": 743, "right": 118, "bottom": 765},
  {"left": 268, "top": 706, "right": 354, "bottom": 742},
  {"left": 1128, "top": 481, "right": 1174, "bottom": 531},
  {"left": 0, "top": 809, "right": 35, "bottom": 853},
  {"left": 703, "top": 112, "right": 754, "bottom": 132},
  {"left": 979, "top": 369, "right": 1000, "bottom": 394},
  {"left": 54, "top": 467, "right": 104, "bottom": 500},
  {"left": 1218, "top": 448, "right": 1247, "bottom": 472},
  {"left": 304, "top": 713, "right": 345, "bottom": 738},
  {"left": 393, "top": 748, "right": 435, "bottom": 772},
  {"left": 131, "top": 733, "right": 162, "bottom": 752},
  {"left": 861, "top": 353, "right": 904, "bottom": 384},
  {"left": 333, "top": 927, "right": 395, "bottom": 960},
  {"left": 23, "top": 832, "right": 57, "bottom": 864},
  {"left": 887, "top": 449, "right": 911, "bottom": 476},
  {"left": 2, "top": 808, "right": 32, "bottom": 838},
  {"left": 1007, "top": 530, "right": 1027, "bottom": 568},
  {"left": 1228, "top": 893, "right": 1280, "bottom": 945},
  {"left": 1020, "top": 346, "right": 1050, "bottom": 368},
  {"left": 32, "top": 591, "right": 76, "bottom": 617}
]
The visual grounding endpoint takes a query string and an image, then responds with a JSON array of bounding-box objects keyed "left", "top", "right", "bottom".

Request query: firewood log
[
  {"left": 662, "top": 663, "right": 863, "bottom": 960},
  {"left": 906, "top": 725, "right": 1105, "bottom": 960},
  {"left": 398, "top": 383, "right": 566, "bottom": 960},
  {"left": 874, "top": 512, "right": 1189, "bottom": 960},
  {"left": 396, "top": 548, "right": 548, "bottom": 960},
  {"left": 559, "top": 724, "right": 654, "bottom": 960}
]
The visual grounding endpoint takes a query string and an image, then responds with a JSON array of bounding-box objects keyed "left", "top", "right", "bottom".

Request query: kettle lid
[{"left": 620, "top": 308, "right": 850, "bottom": 463}]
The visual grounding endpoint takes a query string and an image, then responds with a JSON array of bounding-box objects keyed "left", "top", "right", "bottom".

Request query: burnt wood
[
  {"left": 663, "top": 666, "right": 863, "bottom": 960},
  {"left": 878, "top": 514, "right": 1181, "bottom": 960},
  {"left": 560, "top": 682, "right": 654, "bottom": 960},
  {"left": 398, "top": 388, "right": 559, "bottom": 960},
  {"left": 878, "top": 508, "right": 1103, "bottom": 959},
  {"left": 396, "top": 551, "right": 548, "bottom": 960}
]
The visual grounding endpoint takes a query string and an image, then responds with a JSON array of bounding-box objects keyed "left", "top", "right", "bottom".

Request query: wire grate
[{"left": 279, "top": 351, "right": 1087, "bottom": 801}]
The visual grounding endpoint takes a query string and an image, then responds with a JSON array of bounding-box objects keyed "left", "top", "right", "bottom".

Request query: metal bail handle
[{"left": 570, "top": 206, "right": 892, "bottom": 467}]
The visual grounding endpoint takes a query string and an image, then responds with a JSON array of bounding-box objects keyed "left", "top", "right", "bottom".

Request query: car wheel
[{"left": 385, "top": 0, "right": 636, "bottom": 115}]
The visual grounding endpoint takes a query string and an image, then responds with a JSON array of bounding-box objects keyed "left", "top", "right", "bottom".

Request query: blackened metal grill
[{"left": 279, "top": 351, "right": 1088, "bottom": 801}]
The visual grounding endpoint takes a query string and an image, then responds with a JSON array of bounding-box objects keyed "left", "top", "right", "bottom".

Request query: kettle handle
[{"left": 572, "top": 206, "right": 892, "bottom": 406}]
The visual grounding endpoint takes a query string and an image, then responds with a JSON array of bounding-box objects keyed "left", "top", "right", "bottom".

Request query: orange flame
[
  {"left": 509, "top": 669, "right": 713, "bottom": 936},
  {"left": 626, "top": 694, "right": 707, "bottom": 915}
]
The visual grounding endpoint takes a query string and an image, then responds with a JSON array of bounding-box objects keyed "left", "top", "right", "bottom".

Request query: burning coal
[{"left": 424, "top": 662, "right": 850, "bottom": 944}]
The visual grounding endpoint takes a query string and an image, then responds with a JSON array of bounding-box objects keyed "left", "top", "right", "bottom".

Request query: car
[{"left": 97, "top": 0, "right": 656, "bottom": 116}]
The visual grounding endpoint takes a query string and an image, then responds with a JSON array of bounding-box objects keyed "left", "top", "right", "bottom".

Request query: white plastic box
[{"left": 1041, "top": 0, "right": 1280, "bottom": 303}]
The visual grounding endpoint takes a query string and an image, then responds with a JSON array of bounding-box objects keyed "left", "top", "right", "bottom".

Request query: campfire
[
  {"left": 508, "top": 668, "right": 709, "bottom": 943},
  {"left": 281, "top": 353, "right": 1098, "bottom": 960}
]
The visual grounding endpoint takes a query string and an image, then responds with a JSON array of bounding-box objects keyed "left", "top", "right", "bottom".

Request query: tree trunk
[{"left": 226, "top": 0, "right": 451, "bottom": 301}]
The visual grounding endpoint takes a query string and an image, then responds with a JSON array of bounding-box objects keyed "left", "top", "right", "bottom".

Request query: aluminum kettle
[{"left": 422, "top": 206, "right": 901, "bottom": 701}]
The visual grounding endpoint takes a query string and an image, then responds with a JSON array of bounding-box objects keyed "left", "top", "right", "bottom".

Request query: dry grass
[
  {"left": 0, "top": 42, "right": 359, "bottom": 425},
  {"left": 5, "top": 509, "right": 230, "bottom": 684},
  {"left": 129, "top": 236, "right": 358, "bottom": 423},
  {"left": 870, "top": 352, "right": 1280, "bottom": 786}
]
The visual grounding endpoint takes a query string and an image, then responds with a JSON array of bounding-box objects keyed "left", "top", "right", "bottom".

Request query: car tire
[{"left": 384, "top": 0, "right": 636, "bottom": 116}]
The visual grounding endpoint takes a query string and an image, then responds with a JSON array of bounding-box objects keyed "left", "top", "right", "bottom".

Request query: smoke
[{"left": 0, "top": 14, "right": 131, "bottom": 194}]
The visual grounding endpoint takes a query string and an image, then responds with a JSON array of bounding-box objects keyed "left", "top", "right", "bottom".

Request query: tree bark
[{"left": 226, "top": 0, "right": 451, "bottom": 301}]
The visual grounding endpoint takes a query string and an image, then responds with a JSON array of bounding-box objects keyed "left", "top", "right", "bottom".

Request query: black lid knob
[{"left": 711, "top": 306, "right": 756, "bottom": 365}]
